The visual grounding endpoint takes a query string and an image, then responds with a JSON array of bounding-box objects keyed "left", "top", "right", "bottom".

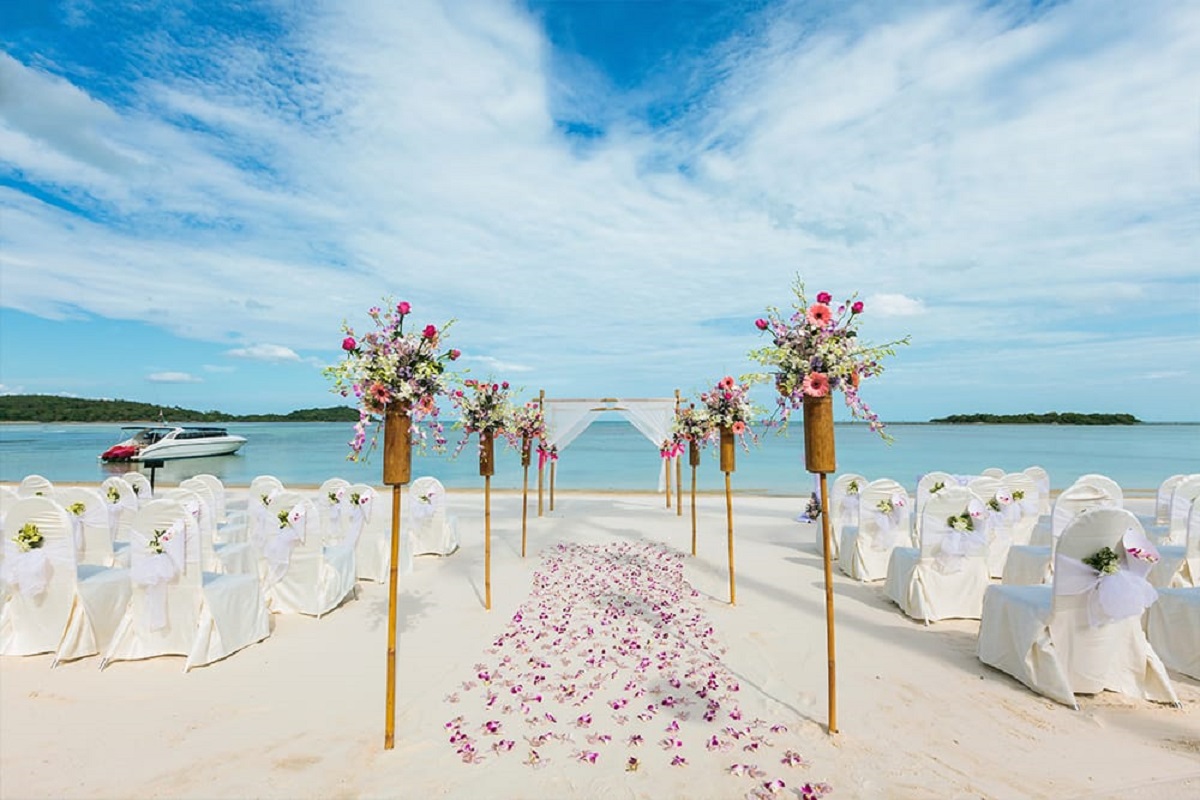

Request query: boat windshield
[{"left": 128, "top": 427, "right": 173, "bottom": 445}]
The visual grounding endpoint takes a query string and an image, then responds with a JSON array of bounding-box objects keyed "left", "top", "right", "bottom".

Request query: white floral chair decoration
[
  {"left": 818, "top": 473, "right": 865, "bottom": 560},
  {"left": 261, "top": 492, "right": 356, "bottom": 617},
  {"left": 978, "top": 507, "right": 1177, "bottom": 709},
  {"left": 1002, "top": 482, "right": 1118, "bottom": 586},
  {"left": 123, "top": 471, "right": 153, "bottom": 500},
  {"left": 407, "top": 476, "right": 459, "bottom": 558},
  {"left": 53, "top": 486, "right": 115, "bottom": 567},
  {"left": 316, "top": 478, "right": 351, "bottom": 545},
  {"left": 17, "top": 474, "right": 54, "bottom": 498},
  {"left": 886, "top": 485, "right": 991, "bottom": 623},
  {"left": 838, "top": 478, "right": 910, "bottom": 582},
  {"left": 102, "top": 498, "right": 269, "bottom": 670}
]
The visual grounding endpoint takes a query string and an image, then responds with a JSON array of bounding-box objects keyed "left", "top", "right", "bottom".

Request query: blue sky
[{"left": 1, "top": 0, "right": 1197, "bottom": 421}]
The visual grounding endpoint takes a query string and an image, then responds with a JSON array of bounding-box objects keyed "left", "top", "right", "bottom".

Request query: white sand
[{"left": 2, "top": 490, "right": 1197, "bottom": 800}]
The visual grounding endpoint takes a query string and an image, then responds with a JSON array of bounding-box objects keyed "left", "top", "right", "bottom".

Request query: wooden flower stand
[
  {"left": 382, "top": 404, "right": 412, "bottom": 750},
  {"left": 480, "top": 431, "right": 495, "bottom": 610},
  {"left": 720, "top": 425, "right": 737, "bottom": 605},
  {"left": 804, "top": 393, "right": 838, "bottom": 734}
]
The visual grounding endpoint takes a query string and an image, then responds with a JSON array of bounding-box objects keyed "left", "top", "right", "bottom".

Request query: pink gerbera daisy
[
  {"left": 802, "top": 372, "right": 830, "bottom": 397},
  {"left": 719, "top": 376, "right": 735, "bottom": 390},
  {"left": 806, "top": 303, "right": 832, "bottom": 327},
  {"left": 370, "top": 382, "right": 392, "bottom": 406},
  {"left": 732, "top": 421, "right": 746, "bottom": 435}
]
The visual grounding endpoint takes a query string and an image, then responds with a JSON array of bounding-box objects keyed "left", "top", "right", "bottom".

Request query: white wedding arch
[{"left": 537, "top": 395, "right": 680, "bottom": 511}]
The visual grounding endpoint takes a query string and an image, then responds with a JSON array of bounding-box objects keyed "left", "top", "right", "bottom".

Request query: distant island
[
  {"left": 929, "top": 412, "right": 1141, "bottom": 425},
  {"left": 0, "top": 395, "right": 359, "bottom": 423}
]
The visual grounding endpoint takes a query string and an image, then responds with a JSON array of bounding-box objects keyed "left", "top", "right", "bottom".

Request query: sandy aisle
[{"left": 1, "top": 491, "right": 1197, "bottom": 800}]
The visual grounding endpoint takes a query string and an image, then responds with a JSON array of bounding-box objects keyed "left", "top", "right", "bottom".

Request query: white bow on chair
[
  {"left": 933, "top": 498, "right": 990, "bottom": 574},
  {"left": 129, "top": 520, "right": 186, "bottom": 631},
  {"left": 263, "top": 504, "right": 307, "bottom": 585},
  {"left": 870, "top": 492, "right": 908, "bottom": 551},
  {"left": 105, "top": 487, "right": 138, "bottom": 542},
  {"left": 0, "top": 534, "right": 71, "bottom": 599},
  {"left": 345, "top": 490, "right": 374, "bottom": 547},
  {"left": 1055, "top": 528, "right": 1160, "bottom": 627},
  {"left": 66, "top": 503, "right": 107, "bottom": 554}
]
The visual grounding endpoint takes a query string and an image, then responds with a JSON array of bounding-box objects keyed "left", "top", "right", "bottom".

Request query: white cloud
[
  {"left": 0, "top": 383, "right": 26, "bottom": 395},
  {"left": 865, "top": 294, "right": 925, "bottom": 318},
  {"left": 459, "top": 355, "right": 534, "bottom": 373},
  {"left": 0, "top": 0, "right": 1197, "bottom": 418},
  {"left": 224, "top": 344, "right": 302, "bottom": 362},
  {"left": 146, "top": 372, "right": 203, "bottom": 384},
  {"left": 202, "top": 364, "right": 236, "bottom": 373}
]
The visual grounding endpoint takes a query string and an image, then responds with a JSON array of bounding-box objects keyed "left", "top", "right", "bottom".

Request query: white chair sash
[
  {"left": 67, "top": 505, "right": 104, "bottom": 551},
  {"left": 129, "top": 520, "right": 186, "bottom": 631},
  {"left": 248, "top": 490, "right": 280, "bottom": 549},
  {"left": 869, "top": 493, "right": 908, "bottom": 551},
  {"left": 1, "top": 544, "right": 51, "bottom": 598},
  {"left": 1054, "top": 528, "right": 1160, "bottom": 627},
  {"left": 263, "top": 504, "right": 307, "bottom": 585},
  {"left": 325, "top": 488, "right": 346, "bottom": 528},
  {"left": 838, "top": 494, "right": 860, "bottom": 524},
  {"left": 412, "top": 487, "right": 439, "bottom": 521},
  {"left": 346, "top": 490, "right": 375, "bottom": 546}
]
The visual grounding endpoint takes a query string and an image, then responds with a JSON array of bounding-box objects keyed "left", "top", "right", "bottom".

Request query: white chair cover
[
  {"left": 913, "top": 471, "right": 955, "bottom": 541},
  {"left": 124, "top": 471, "right": 153, "bottom": 501},
  {"left": 406, "top": 477, "right": 460, "bottom": 559},
  {"left": 17, "top": 474, "right": 54, "bottom": 498},
  {"left": 817, "top": 473, "right": 865, "bottom": 559},
  {"left": 102, "top": 498, "right": 270, "bottom": 670},
  {"left": 99, "top": 476, "right": 138, "bottom": 568},
  {"left": 192, "top": 474, "right": 229, "bottom": 526},
  {"left": 1153, "top": 474, "right": 1187, "bottom": 526},
  {"left": 1148, "top": 497, "right": 1198, "bottom": 588},
  {"left": 1074, "top": 473, "right": 1123, "bottom": 506},
  {"left": 886, "top": 486, "right": 991, "bottom": 622},
  {"left": 1145, "top": 588, "right": 1200, "bottom": 679},
  {"left": 1164, "top": 476, "right": 1200, "bottom": 546},
  {"left": 246, "top": 477, "right": 285, "bottom": 551},
  {"left": 981, "top": 467, "right": 1005, "bottom": 478},
  {"left": 262, "top": 492, "right": 357, "bottom": 617},
  {"left": 989, "top": 473, "right": 1040, "bottom": 578},
  {"left": 54, "top": 487, "right": 115, "bottom": 567},
  {"left": 1, "top": 498, "right": 131, "bottom": 664},
  {"left": 978, "top": 508, "right": 1177, "bottom": 708},
  {"left": 838, "top": 479, "right": 910, "bottom": 581},
  {"left": 1023, "top": 466, "right": 1052, "bottom": 517},
  {"left": 1003, "top": 484, "right": 1119, "bottom": 586},
  {"left": 316, "top": 478, "right": 351, "bottom": 544}
]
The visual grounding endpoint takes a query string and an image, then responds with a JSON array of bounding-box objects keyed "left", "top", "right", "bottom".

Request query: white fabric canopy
[{"left": 542, "top": 397, "right": 679, "bottom": 492}]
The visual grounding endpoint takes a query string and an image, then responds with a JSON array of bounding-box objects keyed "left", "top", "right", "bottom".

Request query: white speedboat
[{"left": 100, "top": 426, "right": 247, "bottom": 462}]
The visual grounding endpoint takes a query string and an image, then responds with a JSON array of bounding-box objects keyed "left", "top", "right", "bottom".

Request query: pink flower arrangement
[
  {"left": 750, "top": 278, "right": 909, "bottom": 439},
  {"left": 449, "top": 379, "right": 515, "bottom": 456},
  {"left": 325, "top": 299, "right": 460, "bottom": 458},
  {"left": 699, "top": 376, "right": 758, "bottom": 449}
]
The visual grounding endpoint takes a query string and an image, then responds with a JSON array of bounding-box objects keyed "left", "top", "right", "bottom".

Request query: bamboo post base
[
  {"left": 549, "top": 461, "right": 556, "bottom": 511},
  {"left": 676, "top": 456, "right": 683, "bottom": 517},
  {"left": 819, "top": 472, "right": 838, "bottom": 734},
  {"left": 384, "top": 483, "right": 403, "bottom": 749}
]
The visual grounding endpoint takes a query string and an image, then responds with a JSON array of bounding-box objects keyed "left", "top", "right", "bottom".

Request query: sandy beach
[{"left": 1, "top": 489, "right": 1197, "bottom": 800}]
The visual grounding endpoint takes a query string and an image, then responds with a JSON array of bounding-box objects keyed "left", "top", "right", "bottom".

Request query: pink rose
[
  {"left": 501, "top": 381, "right": 509, "bottom": 389},
  {"left": 397, "top": 301, "right": 412, "bottom": 315},
  {"left": 341, "top": 336, "right": 357, "bottom": 351},
  {"left": 851, "top": 300, "right": 864, "bottom": 314},
  {"left": 449, "top": 349, "right": 461, "bottom": 360},
  {"left": 754, "top": 318, "right": 769, "bottom": 330},
  {"left": 816, "top": 291, "right": 832, "bottom": 304},
  {"left": 423, "top": 324, "right": 437, "bottom": 339}
]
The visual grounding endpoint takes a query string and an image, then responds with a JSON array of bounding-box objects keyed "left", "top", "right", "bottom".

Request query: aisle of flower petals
[{"left": 443, "top": 540, "right": 832, "bottom": 799}]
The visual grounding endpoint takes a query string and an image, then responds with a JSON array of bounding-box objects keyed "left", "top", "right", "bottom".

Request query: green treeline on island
[
  {"left": 929, "top": 412, "right": 1141, "bottom": 425},
  {"left": 0, "top": 395, "right": 359, "bottom": 423}
]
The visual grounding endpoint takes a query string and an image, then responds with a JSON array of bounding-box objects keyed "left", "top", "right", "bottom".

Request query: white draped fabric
[
  {"left": 1052, "top": 527, "right": 1159, "bottom": 628},
  {"left": 542, "top": 397, "right": 679, "bottom": 492},
  {"left": 129, "top": 520, "right": 186, "bottom": 631},
  {"left": 1146, "top": 587, "right": 1200, "bottom": 679},
  {"left": 406, "top": 477, "right": 458, "bottom": 559},
  {"left": 263, "top": 504, "right": 307, "bottom": 586}
]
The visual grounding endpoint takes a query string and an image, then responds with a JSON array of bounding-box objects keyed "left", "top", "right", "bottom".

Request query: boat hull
[{"left": 133, "top": 438, "right": 246, "bottom": 460}]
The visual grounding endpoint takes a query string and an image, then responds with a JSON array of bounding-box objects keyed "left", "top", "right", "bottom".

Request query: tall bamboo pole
[
  {"left": 485, "top": 474, "right": 492, "bottom": 610},
  {"left": 690, "top": 456, "right": 698, "bottom": 556},
  {"left": 537, "top": 390, "right": 545, "bottom": 518},
  {"left": 549, "top": 459, "right": 556, "bottom": 511},
  {"left": 521, "top": 438, "right": 530, "bottom": 558},
  {"left": 725, "top": 471, "right": 735, "bottom": 606},
  {"left": 384, "top": 484, "right": 402, "bottom": 749},
  {"left": 665, "top": 455, "right": 672, "bottom": 509},
  {"left": 819, "top": 472, "right": 837, "bottom": 733}
]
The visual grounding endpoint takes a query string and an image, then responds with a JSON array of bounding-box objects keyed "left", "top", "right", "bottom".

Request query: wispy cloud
[
  {"left": 224, "top": 344, "right": 302, "bottom": 362},
  {"left": 202, "top": 364, "right": 236, "bottom": 373},
  {"left": 146, "top": 371, "right": 203, "bottom": 384},
  {"left": 459, "top": 355, "right": 535, "bottom": 374}
]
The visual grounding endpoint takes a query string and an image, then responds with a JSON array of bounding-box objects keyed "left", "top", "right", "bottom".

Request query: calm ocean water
[{"left": 1, "top": 420, "right": 1197, "bottom": 494}]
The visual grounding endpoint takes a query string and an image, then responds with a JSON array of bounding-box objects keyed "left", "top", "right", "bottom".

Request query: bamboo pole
[
  {"left": 690, "top": 460, "right": 697, "bottom": 556},
  {"left": 521, "top": 454, "right": 529, "bottom": 559},
  {"left": 819, "top": 472, "right": 838, "bottom": 734},
  {"left": 537, "top": 390, "right": 545, "bottom": 518},
  {"left": 384, "top": 484, "right": 402, "bottom": 749},
  {"left": 549, "top": 460, "right": 556, "bottom": 511},
  {"left": 725, "top": 471, "right": 736, "bottom": 606},
  {"left": 665, "top": 456, "right": 672, "bottom": 509},
  {"left": 485, "top": 474, "right": 492, "bottom": 610}
]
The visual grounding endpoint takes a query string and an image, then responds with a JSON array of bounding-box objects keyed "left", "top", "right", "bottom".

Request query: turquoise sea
[{"left": 1, "top": 421, "right": 1197, "bottom": 494}]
